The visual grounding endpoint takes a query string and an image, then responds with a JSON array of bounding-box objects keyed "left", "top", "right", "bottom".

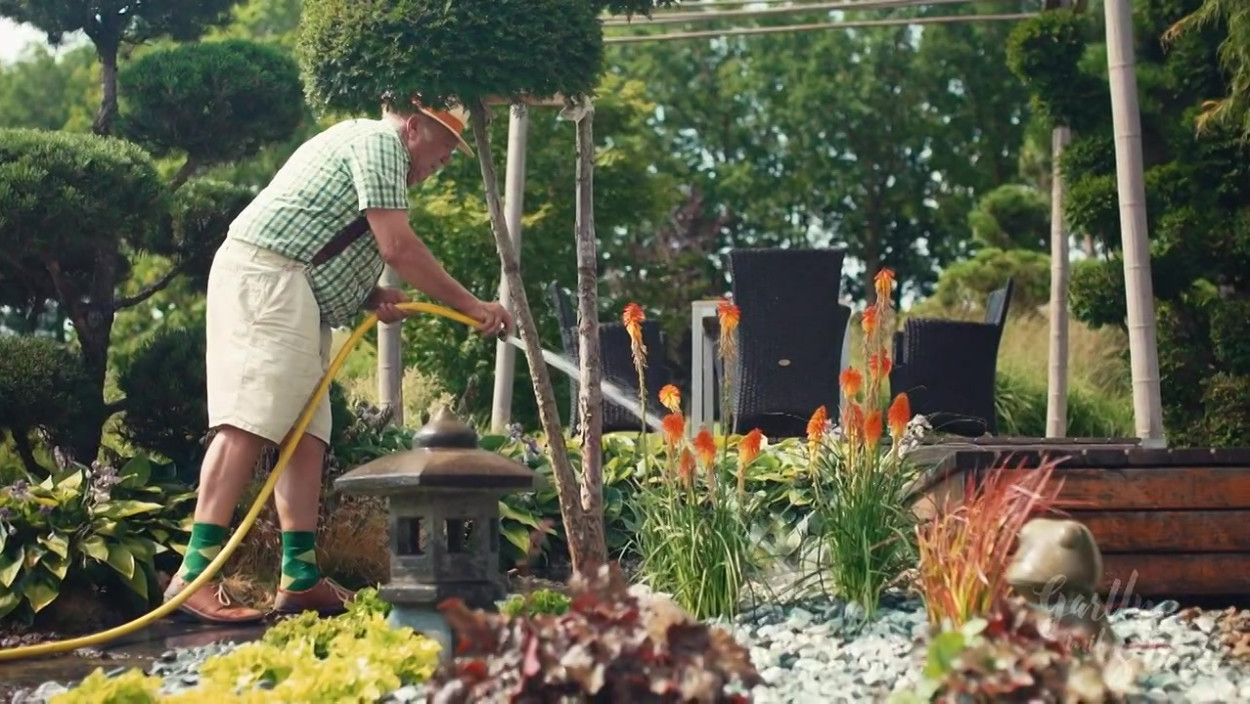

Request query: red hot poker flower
[
  {"left": 659, "top": 384, "right": 682, "bottom": 414},
  {"left": 840, "top": 368, "right": 863, "bottom": 399},
  {"left": 888, "top": 392, "right": 911, "bottom": 440}
]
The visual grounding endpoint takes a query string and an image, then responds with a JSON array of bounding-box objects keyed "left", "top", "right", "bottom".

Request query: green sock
[
  {"left": 280, "top": 531, "right": 321, "bottom": 591},
  {"left": 178, "top": 522, "right": 229, "bottom": 582}
]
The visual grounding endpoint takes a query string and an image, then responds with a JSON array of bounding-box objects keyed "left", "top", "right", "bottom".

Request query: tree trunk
[
  {"left": 1046, "top": 126, "right": 1072, "bottom": 438},
  {"left": 571, "top": 100, "right": 606, "bottom": 524},
  {"left": 469, "top": 100, "right": 608, "bottom": 573},
  {"left": 92, "top": 43, "right": 120, "bottom": 136},
  {"left": 12, "top": 431, "right": 44, "bottom": 477}
]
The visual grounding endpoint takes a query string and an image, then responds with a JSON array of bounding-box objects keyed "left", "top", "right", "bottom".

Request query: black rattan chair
[
  {"left": 547, "top": 283, "right": 671, "bottom": 434},
  {"left": 724, "top": 248, "right": 850, "bottom": 438},
  {"left": 889, "top": 278, "right": 1015, "bottom": 437}
]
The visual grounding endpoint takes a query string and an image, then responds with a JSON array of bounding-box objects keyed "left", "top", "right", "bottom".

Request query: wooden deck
[{"left": 907, "top": 439, "right": 1250, "bottom": 597}]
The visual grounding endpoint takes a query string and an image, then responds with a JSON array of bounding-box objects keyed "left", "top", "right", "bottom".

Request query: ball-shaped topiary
[
  {"left": 118, "top": 38, "right": 307, "bottom": 168},
  {"left": 118, "top": 326, "right": 211, "bottom": 466},
  {"left": 0, "top": 128, "right": 166, "bottom": 260},
  {"left": 295, "top": 0, "right": 606, "bottom": 115},
  {"left": 0, "top": 336, "right": 99, "bottom": 460}
]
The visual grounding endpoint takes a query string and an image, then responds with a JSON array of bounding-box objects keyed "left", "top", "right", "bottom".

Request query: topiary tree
[
  {"left": 931, "top": 247, "right": 1052, "bottom": 314},
  {"left": 0, "top": 0, "right": 244, "bottom": 136},
  {"left": 1166, "top": 0, "right": 1250, "bottom": 141},
  {"left": 297, "top": 0, "right": 674, "bottom": 573},
  {"left": 968, "top": 184, "right": 1051, "bottom": 251},
  {"left": 1008, "top": 4, "right": 1250, "bottom": 446},
  {"left": 0, "top": 36, "right": 306, "bottom": 466},
  {"left": 117, "top": 38, "right": 307, "bottom": 187},
  {"left": 0, "top": 336, "right": 98, "bottom": 475}
]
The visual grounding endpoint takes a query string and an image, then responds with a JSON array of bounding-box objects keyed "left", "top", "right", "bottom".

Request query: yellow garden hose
[{"left": 0, "top": 302, "right": 484, "bottom": 663}]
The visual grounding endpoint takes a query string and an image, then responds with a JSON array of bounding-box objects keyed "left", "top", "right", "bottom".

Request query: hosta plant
[
  {"left": 426, "top": 563, "right": 764, "bottom": 703},
  {"left": 0, "top": 452, "right": 194, "bottom": 622},
  {"left": 805, "top": 269, "right": 928, "bottom": 618},
  {"left": 898, "top": 595, "right": 1137, "bottom": 703},
  {"left": 53, "top": 587, "right": 443, "bottom": 703}
]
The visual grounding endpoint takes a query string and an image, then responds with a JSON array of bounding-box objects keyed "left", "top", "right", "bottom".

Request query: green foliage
[
  {"left": 1013, "top": 3, "right": 1250, "bottom": 445},
  {"left": 118, "top": 38, "right": 306, "bottom": 171},
  {"left": 1199, "top": 372, "right": 1250, "bottom": 446},
  {"left": 1068, "top": 256, "right": 1128, "bottom": 329},
  {"left": 116, "top": 327, "right": 209, "bottom": 467},
  {"left": 0, "top": 336, "right": 98, "bottom": 462},
  {"left": 0, "top": 0, "right": 242, "bottom": 48},
  {"left": 160, "top": 178, "right": 257, "bottom": 286},
  {"left": 1005, "top": 11, "right": 1106, "bottom": 132},
  {"left": 427, "top": 564, "right": 763, "bottom": 702},
  {"left": 932, "top": 247, "right": 1051, "bottom": 314},
  {"left": 1209, "top": 297, "right": 1250, "bottom": 374},
  {"left": 52, "top": 587, "right": 442, "bottom": 703},
  {"left": 1059, "top": 134, "right": 1117, "bottom": 181},
  {"left": 0, "top": 44, "right": 97, "bottom": 131},
  {"left": 633, "top": 433, "right": 761, "bottom": 621},
  {"left": 968, "top": 185, "right": 1050, "bottom": 251},
  {"left": 995, "top": 366, "right": 1135, "bottom": 439},
  {"left": 498, "top": 588, "right": 571, "bottom": 618},
  {"left": 0, "top": 454, "right": 194, "bottom": 623},
  {"left": 297, "top": 0, "right": 603, "bottom": 115},
  {"left": 0, "top": 127, "right": 166, "bottom": 263},
  {"left": 1165, "top": 0, "right": 1250, "bottom": 142}
]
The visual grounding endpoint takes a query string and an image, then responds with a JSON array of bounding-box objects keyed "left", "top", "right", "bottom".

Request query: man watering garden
[{"left": 164, "top": 98, "right": 514, "bottom": 624}]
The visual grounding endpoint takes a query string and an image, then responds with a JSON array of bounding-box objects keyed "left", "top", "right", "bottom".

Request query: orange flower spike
[
  {"left": 845, "top": 402, "right": 866, "bottom": 440},
  {"left": 694, "top": 428, "right": 717, "bottom": 468},
  {"left": 739, "top": 428, "right": 763, "bottom": 469},
  {"left": 874, "top": 268, "right": 896, "bottom": 305},
  {"left": 861, "top": 305, "right": 879, "bottom": 337},
  {"left": 840, "top": 368, "right": 863, "bottom": 399},
  {"left": 717, "top": 298, "right": 740, "bottom": 336},
  {"left": 661, "top": 412, "right": 685, "bottom": 448},
  {"left": 622, "top": 302, "right": 645, "bottom": 340},
  {"left": 659, "top": 384, "right": 682, "bottom": 414},
  {"left": 806, "top": 406, "right": 829, "bottom": 445},
  {"left": 678, "top": 449, "right": 696, "bottom": 489},
  {"left": 865, "top": 410, "right": 883, "bottom": 449},
  {"left": 888, "top": 392, "right": 911, "bottom": 440}
]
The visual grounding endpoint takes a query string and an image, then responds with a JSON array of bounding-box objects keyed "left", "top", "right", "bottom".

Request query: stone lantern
[{"left": 334, "top": 407, "right": 537, "bottom": 658}]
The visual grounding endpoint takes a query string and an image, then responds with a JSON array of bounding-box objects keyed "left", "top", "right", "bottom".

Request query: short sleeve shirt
[{"left": 227, "top": 118, "right": 412, "bottom": 328}]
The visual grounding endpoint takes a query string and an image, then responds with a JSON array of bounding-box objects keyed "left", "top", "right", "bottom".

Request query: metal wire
[
  {"left": 603, "top": 12, "right": 1035, "bottom": 43},
  {"left": 602, "top": 0, "right": 992, "bottom": 26}
]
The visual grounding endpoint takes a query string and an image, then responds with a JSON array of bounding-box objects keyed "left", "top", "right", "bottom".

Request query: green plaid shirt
[{"left": 228, "top": 118, "right": 411, "bottom": 328}]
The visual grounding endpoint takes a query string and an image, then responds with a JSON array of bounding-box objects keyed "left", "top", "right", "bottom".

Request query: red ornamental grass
[{"left": 915, "top": 457, "right": 1067, "bottom": 628}]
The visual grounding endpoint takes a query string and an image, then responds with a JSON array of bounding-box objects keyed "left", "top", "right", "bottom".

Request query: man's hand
[
  {"left": 468, "top": 300, "right": 514, "bottom": 337},
  {"left": 365, "top": 286, "right": 411, "bottom": 324}
]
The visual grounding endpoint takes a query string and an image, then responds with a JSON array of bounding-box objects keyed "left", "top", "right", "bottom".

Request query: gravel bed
[{"left": 14, "top": 594, "right": 1250, "bottom": 703}]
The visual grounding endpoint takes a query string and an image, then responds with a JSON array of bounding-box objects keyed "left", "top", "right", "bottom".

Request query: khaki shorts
[{"left": 205, "top": 238, "right": 333, "bottom": 446}]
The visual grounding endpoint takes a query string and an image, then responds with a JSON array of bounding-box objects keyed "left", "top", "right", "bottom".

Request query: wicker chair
[
  {"left": 723, "top": 248, "right": 850, "bottom": 438},
  {"left": 547, "top": 283, "right": 671, "bottom": 433},
  {"left": 889, "top": 278, "right": 1015, "bottom": 437}
]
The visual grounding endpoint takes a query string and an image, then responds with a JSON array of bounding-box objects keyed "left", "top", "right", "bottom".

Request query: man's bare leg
[
  {"left": 271, "top": 433, "right": 355, "bottom": 614},
  {"left": 164, "top": 425, "right": 267, "bottom": 623}
]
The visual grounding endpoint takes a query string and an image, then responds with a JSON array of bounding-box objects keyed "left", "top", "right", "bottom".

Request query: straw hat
[{"left": 412, "top": 100, "right": 473, "bottom": 156}]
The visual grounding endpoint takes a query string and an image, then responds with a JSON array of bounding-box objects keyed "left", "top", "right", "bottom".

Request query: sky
[{"left": 0, "top": 17, "right": 86, "bottom": 65}]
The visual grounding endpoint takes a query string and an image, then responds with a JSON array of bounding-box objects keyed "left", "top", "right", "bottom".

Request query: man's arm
[{"left": 366, "top": 208, "right": 480, "bottom": 315}]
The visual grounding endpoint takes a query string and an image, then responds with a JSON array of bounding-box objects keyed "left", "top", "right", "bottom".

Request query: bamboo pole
[
  {"left": 1103, "top": 0, "right": 1166, "bottom": 444},
  {"left": 1046, "top": 126, "right": 1071, "bottom": 438},
  {"left": 489, "top": 104, "right": 531, "bottom": 432},
  {"left": 377, "top": 265, "right": 404, "bottom": 426}
]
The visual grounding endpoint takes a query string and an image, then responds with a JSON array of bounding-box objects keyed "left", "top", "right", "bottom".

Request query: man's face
[{"left": 402, "top": 114, "right": 460, "bottom": 186}]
